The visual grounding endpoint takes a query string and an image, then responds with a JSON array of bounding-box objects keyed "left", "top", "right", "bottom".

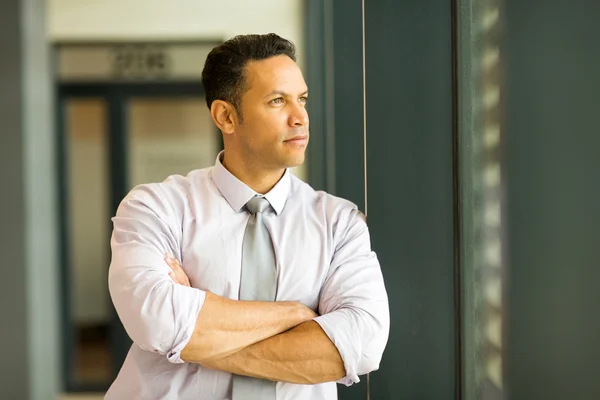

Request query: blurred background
[{"left": 1, "top": 0, "right": 598, "bottom": 399}]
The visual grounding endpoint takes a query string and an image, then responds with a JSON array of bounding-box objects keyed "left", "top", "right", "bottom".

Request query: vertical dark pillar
[
  {"left": 363, "top": 0, "right": 456, "bottom": 399},
  {"left": 0, "top": 2, "right": 29, "bottom": 397},
  {"left": 331, "top": 0, "right": 366, "bottom": 212},
  {"left": 330, "top": 0, "right": 457, "bottom": 399}
]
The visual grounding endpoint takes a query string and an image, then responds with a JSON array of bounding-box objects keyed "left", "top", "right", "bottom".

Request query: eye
[
  {"left": 270, "top": 97, "right": 285, "bottom": 105},
  {"left": 299, "top": 96, "right": 308, "bottom": 104}
]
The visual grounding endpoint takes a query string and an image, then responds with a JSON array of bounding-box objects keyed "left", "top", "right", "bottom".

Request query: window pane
[
  {"left": 126, "top": 97, "right": 219, "bottom": 188},
  {"left": 459, "top": 1, "right": 507, "bottom": 399}
]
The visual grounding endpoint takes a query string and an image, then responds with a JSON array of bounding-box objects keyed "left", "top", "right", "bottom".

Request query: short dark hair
[{"left": 201, "top": 33, "right": 297, "bottom": 120}]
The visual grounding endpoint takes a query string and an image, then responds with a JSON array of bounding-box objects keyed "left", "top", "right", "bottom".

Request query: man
[{"left": 106, "top": 33, "right": 389, "bottom": 400}]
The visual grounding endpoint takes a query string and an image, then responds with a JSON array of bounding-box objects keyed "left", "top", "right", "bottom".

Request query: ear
[{"left": 210, "top": 100, "right": 237, "bottom": 135}]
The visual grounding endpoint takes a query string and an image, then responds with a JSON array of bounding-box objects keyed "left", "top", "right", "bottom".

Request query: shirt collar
[{"left": 211, "top": 151, "right": 291, "bottom": 215}]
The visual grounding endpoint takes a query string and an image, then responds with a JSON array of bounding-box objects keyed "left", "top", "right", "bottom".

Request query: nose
[{"left": 288, "top": 103, "right": 309, "bottom": 127}]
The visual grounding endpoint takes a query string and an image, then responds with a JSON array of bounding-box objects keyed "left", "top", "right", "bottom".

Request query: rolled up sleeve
[
  {"left": 313, "top": 208, "right": 390, "bottom": 386},
  {"left": 108, "top": 184, "right": 206, "bottom": 364}
]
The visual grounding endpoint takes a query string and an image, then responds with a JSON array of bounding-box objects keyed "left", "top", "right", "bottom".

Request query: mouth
[{"left": 284, "top": 135, "right": 309, "bottom": 145}]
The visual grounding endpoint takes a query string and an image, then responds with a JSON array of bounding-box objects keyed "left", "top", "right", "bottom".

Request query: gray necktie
[{"left": 231, "top": 196, "right": 277, "bottom": 400}]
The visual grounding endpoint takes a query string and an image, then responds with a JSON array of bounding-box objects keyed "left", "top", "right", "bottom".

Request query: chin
[{"left": 280, "top": 154, "right": 305, "bottom": 169}]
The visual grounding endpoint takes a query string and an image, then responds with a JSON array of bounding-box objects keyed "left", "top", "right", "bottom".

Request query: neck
[{"left": 222, "top": 153, "right": 285, "bottom": 194}]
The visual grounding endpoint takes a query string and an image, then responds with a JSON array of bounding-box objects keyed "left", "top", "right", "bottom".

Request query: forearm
[
  {"left": 181, "top": 292, "right": 315, "bottom": 363},
  {"left": 200, "top": 320, "right": 346, "bottom": 384}
]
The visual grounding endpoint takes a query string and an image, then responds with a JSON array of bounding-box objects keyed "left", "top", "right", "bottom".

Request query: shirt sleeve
[
  {"left": 108, "top": 183, "right": 206, "bottom": 364},
  {"left": 313, "top": 208, "right": 390, "bottom": 386}
]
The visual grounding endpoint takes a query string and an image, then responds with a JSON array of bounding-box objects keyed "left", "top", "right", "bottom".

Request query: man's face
[{"left": 233, "top": 55, "right": 309, "bottom": 170}]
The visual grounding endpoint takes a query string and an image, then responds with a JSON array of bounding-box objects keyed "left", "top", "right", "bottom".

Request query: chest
[{"left": 179, "top": 209, "right": 333, "bottom": 310}]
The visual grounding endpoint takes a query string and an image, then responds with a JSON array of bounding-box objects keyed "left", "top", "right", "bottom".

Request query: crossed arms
[
  {"left": 108, "top": 184, "right": 390, "bottom": 385},
  {"left": 175, "top": 286, "right": 346, "bottom": 384}
]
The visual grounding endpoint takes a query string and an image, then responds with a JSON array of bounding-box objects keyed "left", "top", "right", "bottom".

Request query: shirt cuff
[
  {"left": 313, "top": 311, "right": 361, "bottom": 386},
  {"left": 166, "top": 287, "right": 206, "bottom": 364}
]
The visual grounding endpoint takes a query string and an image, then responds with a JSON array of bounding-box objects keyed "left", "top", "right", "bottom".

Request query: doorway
[{"left": 55, "top": 41, "right": 222, "bottom": 392}]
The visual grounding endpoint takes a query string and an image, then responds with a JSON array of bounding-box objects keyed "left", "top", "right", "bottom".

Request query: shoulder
[
  {"left": 289, "top": 174, "right": 366, "bottom": 231},
  {"left": 117, "top": 168, "right": 212, "bottom": 219}
]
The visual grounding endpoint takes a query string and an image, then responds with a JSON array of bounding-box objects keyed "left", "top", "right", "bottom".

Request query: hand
[{"left": 165, "top": 253, "right": 191, "bottom": 287}]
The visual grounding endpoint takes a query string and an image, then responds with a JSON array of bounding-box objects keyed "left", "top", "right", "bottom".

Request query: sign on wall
[{"left": 56, "top": 41, "right": 218, "bottom": 82}]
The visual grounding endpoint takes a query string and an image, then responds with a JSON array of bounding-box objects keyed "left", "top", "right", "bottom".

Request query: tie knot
[{"left": 245, "top": 197, "right": 270, "bottom": 215}]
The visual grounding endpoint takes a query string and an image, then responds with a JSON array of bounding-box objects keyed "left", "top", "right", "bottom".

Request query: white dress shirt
[{"left": 105, "top": 152, "right": 390, "bottom": 400}]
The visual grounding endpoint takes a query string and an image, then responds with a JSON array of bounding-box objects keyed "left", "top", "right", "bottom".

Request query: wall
[
  {"left": 0, "top": 0, "right": 59, "bottom": 398},
  {"left": 48, "top": 0, "right": 304, "bottom": 50},
  {"left": 504, "top": 1, "right": 600, "bottom": 399}
]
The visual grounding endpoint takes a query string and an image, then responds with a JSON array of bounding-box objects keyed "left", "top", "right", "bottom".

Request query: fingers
[
  {"left": 165, "top": 252, "right": 191, "bottom": 287},
  {"left": 165, "top": 253, "right": 179, "bottom": 269},
  {"left": 165, "top": 253, "right": 185, "bottom": 276},
  {"left": 165, "top": 253, "right": 179, "bottom": 279}
]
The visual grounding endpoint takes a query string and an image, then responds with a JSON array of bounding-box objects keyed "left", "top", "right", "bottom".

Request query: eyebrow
[{"left": 264, "top": 90, "right": 309, "bottom": 99}]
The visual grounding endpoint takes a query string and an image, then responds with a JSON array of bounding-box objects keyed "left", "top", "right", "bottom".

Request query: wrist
[{"left": 292, "top": 302, "right": 317, "bottom": 323}]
